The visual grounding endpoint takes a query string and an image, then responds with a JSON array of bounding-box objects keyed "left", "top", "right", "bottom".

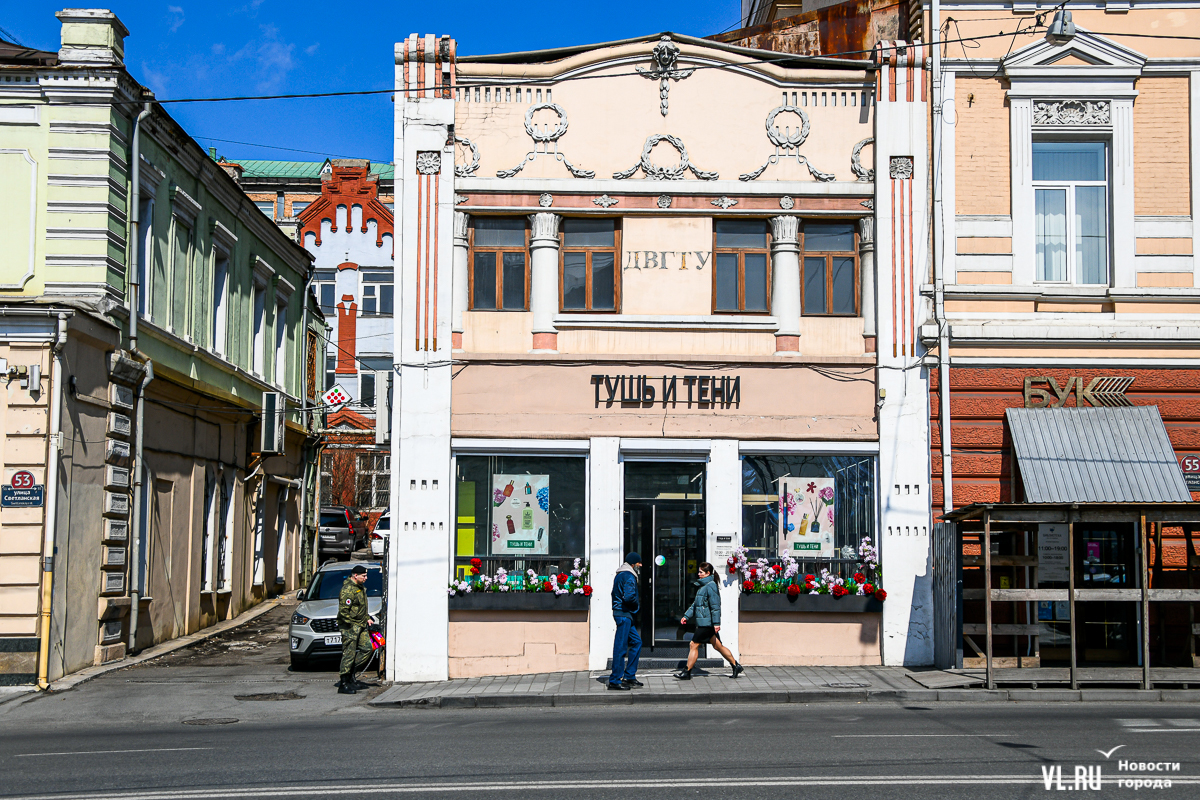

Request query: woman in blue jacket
[{"left": 676, "top": 562, "right": 744, "bottom": 680}]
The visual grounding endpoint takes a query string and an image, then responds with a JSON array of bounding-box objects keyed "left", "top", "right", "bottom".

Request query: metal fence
[{"left": 932, "top": 522, "right": 963, "bottom": 669}]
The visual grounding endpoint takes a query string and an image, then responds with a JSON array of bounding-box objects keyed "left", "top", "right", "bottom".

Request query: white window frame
[
  {"left": 251, "top": 256, "right": 274, "bottom": 377},
  {"left": 274, "top": 487, "right": 290, "bottom": 585},
  {"left": 210, "top": 219, "right": 237, "bottom": 358},
  {"left": 1031, "top": 141, "right": 1110, "bottom": 285},
  {"left": 274, "top": 275, "right": 294, "bottom": 390},
  {"left": 1003, "top": 32, "right": 1142, "bottom": 289},
  {"left": 170, "top": 186, "right": 202, "bottom": 338}
]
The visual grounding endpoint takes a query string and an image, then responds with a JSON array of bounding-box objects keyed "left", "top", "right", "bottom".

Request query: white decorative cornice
[
  {"left": 252, "top": 255, "right": 275, "bottom": 286},
  {"left": 274, "top": 274, "right": 296, "bottom": 300},
  {"left": 170, "top": 185, "right": 202, "bottom": 226},
  {"left": 210, "top": 218, "right": 238, "bottom": 255}
]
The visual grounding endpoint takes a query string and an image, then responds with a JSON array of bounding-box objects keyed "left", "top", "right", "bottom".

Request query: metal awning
[{"left": 1005, "top": 406, "right": 1191, "bottom": 503}]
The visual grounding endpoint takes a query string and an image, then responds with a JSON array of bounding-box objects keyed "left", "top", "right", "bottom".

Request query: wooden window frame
[
  {"left": 467, "top": 220, "right": 530, "bottom": 311},
  {"left": 800, "top": 226, "right": 860, "bottom": 317},
  {"left": 559, "top": 220, "right": 621, "bottom": 313},
  {"left": 712, "top": 222, "right": 772, "bottom": 314}
]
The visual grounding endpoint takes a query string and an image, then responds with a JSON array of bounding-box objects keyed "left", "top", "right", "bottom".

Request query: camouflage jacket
[{"left": 337, "top": 576, "right": 369, "bottom": 629}]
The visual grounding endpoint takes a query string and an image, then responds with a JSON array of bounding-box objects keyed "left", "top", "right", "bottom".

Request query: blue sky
[{"left": 4, "top": 2, "right": 742, "bottom": 164}]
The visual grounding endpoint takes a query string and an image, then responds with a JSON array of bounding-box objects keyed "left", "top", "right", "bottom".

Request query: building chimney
[
  {"left": 55, "top": 8, "right": 129, "bottom": 67},
  {"left": 219, "top": 160, "right": 243, "bottom": 185}
]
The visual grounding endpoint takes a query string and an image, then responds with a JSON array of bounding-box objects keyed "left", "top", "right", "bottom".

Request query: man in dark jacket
[{"left": 608, "top": 552, "right": 643, "bottom": 690}]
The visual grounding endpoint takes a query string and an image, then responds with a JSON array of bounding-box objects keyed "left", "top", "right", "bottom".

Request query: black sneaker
[
  {"left": 731, "top": 663, "right": 745, "bottom": 679},
  {"left": 673, "top": 670, "right": 692, "bottom": 681},
  {"left": 607, "top": 682, "right": 631, "bottom": 691},
  {"left": 621, "top": 678, "right": 644, "bottom": 688}
]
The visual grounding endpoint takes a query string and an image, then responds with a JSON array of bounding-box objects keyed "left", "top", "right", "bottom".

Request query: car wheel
[{"left": 290, "top": 654, "right": 308, "bottom": 671}]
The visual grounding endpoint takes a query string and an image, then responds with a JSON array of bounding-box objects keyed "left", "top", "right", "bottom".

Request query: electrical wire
[{"left": 194, "top": 134, "right": 389, "bottom": 162}]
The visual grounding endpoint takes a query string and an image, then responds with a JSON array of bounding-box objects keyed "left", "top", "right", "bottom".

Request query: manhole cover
[
  {"left": 825, "top": 682, "right": 870, "bottom": 689},
  {"left": 182, "top": 718, "right": 239, "bottom": 726},
  {"left": 234, "top": 691, "right": 304, "bottom": 702}
]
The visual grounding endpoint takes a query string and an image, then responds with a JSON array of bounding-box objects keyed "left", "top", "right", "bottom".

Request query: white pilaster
[
  {"left": 388, "top": 62, "right": 456, "bottom": 682},
  {"left": 769, "top": 215, "right": 800, "bottom": 352},
  {"left": 1193, "top": 72, "right": 1200, "bottom": 288},
  {"left": 452, "top": 211, "right": 468, "bottom": 344},
  {"left": 1112, "top": 98, "right": 1136, "bottom": 288},
  {"left": 1009, "top": 97, "right": 1034, "bottom": 286},
  {"left": 706, "top": 439, "right": 741, "bottom": 659},
  {"left": 873, "top": 44, "right": 934, "bottom": 667},
  {"left": 940, "top": 70, "right": 957, "bottom": 286},
  {"left": 588, "top": 437, "right": 622, "bottom": 670},
  {"left": 529, "top": 212, "right": 561, "bottom": 351}
]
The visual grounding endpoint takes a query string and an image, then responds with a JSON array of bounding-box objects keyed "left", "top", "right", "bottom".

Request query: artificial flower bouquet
[
  {"left": 730, "top": 537, "right": 886, "bottom": 602},
  {"left": 448, "top": 558, "right": 593, "bottom": 597}
]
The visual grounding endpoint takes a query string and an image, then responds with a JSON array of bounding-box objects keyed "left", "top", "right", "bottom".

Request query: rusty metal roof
[{"left": 1005, "top": 406, "right": 1191, "bottom": 504}]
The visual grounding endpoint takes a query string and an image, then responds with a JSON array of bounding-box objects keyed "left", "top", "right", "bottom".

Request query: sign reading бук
[{"left": 591, "top": 374, "right": 741, "bottom": 408}]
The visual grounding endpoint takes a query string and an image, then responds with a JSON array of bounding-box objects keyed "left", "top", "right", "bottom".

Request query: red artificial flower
[
  {"left": 727, "top": 556, "right": 736, "bottom": 566},
  {"left": 557, "top": 573, "right": 568, "bottom": 584},
  {"left": 742, "top": 580, "right": 754, "bottom": 592},
  {"left": 771, "top": 564, "right": 782, "bottom": 574},
  {"left": 582, "top": 585, "right": 593, "bottom": 596},
  {"left": 832, "top": 585, "right": 848, "bottom": 598},
  {"left": 786, "top": 583, "right": 801, "bottom": 598},
  {"left": 728, "top": 565, "right": 737, "bottom": 574},
  {"left": 749, "top": 568, "right": 757, "bottom": 578},
  {"left": 874, "top": 588, "right": 888, "bottom": 601},
  {"left": 542, "top": 581, "right": 553, "bottom": 592},
  {"left": 470, "top": 558, "right": 482, "bottom": 569},
  {"left": 863, "top": 583, "right": 875, "bottom": 595},
  {"left": 804, "top": 574, "right": 815, "bottom": 582},
  {"left": 470, "top": 567, "right": 480, "bottom": 575},
  {"left": 853, "top": 572, "right": 866, "bottom": 583}
]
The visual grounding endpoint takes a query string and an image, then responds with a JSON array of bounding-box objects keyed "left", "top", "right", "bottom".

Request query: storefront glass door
[{"left": 623, "top": 462, "right": 706, "bottom": 651}]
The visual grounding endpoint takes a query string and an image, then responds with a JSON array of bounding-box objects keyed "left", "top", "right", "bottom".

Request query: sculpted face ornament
[
  {"left": 739, "top": 104, "right": 835, "bottom": 182},
  {"left": 636, "top": 35, "right": 695, "bottom": 117},
  {"left": 495, "top": 103, "right": 594, "bottom": 179}
]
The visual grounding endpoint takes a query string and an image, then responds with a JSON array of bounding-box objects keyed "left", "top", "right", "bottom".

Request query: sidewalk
[{"left": 371, "top": 665, "right": 1200, "bottom": 708}]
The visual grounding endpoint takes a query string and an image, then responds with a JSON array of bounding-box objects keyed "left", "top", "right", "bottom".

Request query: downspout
[
  {"left": 127, "top": 98, "right": 154, "bottom": 655},
  {"left": 36, "top": 310, "right": 72, "bottom": 690},
  {"left": 299, "top": 262, "right": 315, "bottom": 583},
  {"left": 930, "top": 0, "right": 953, "bottom": 514}
]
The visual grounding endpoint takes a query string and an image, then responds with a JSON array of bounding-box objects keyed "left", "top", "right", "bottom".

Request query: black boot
[
  {"left": 673, "top": 668, "right": 692, "bottom": 680},
  {"left": 352, "top": 670, "right": 373, "bottom": 690},
  {"left": 731, "top": 662, "right": 745, "bottom": 679},
  {"left": 337, "top": 673, "right": 356, "bottom": 694}
]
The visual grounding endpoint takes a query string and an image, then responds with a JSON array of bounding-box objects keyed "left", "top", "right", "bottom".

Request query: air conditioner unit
[{"left": 260, "top": 391, "right": 285, "bottom": 455}]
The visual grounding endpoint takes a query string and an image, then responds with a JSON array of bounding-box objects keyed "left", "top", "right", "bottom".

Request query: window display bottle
[
  {"left": 522, "top": 503, "right": 534, "bottom": 530},
  {"left": 503, "top": 480, "right": 515, "bottom": 498},
  {"left": 524, "top": 481, "right": 532, "bottom": 495},
  {"left": 506, "top": 515, "right": 516, "bottom": 534}
]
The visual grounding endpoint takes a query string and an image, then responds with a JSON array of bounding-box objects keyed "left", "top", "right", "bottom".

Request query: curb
[
  {"left": 369, "top": 686, "right": 1200, "bottom": 709},
  {"left": 44, "top": 597, "right": 285, "bottom": 694}
]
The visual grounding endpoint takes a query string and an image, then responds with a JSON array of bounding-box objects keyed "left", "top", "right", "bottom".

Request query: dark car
[
  {"left": 288, "top": 561, "right": 383, "bottom": 669},
  {"left": 318, "top": 506, "right": 367, "bottom": 559}
]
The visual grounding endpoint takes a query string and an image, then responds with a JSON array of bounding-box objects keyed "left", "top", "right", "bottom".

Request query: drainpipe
[
  {"left": 930, "top": 0, "right": 953, "bottom": 514},
  {"left": 300, "top": 262, "right": 315, "bottom": 583},
  {"left": 36, "top": 311, "right": 72, "bottom": 690},
  {"left": 127, "top": 97, "right": 154, "bottom": 655}
]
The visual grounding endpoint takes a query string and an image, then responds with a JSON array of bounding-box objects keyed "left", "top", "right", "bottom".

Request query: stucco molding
[
  {"left": 496, "top": 103, "right": 594, "bottom": 179},
  {"left": 593, "top": 195, "right": 619, "bottom": 208},
  {"left": 851, "top": 138, "right": 874, "bottom": 182},
  {"left": 415, "top": 151, "right": 442, "bottom": 175},
  {"left": 252, "top": 255, "right": 275, "bottom": 287},
  {"left": 209, "top": 218, "right": 238, "bottom": 256},
  {"left": 0, "top": 148, "right": 37, "bottom": 290},
  {"left": 1032, "top": 99, "right": 1111, "bottom": 126},
  {"left": 635, "top": 35, "right": 694, "bottom": 117},
  {"left": 739, "top": 105, "right": 835, "bottom": 182},
  {"left": 528, "top": 212, "right": 561, "bottom": 242},
  {"left": 711, "top": 196, "right": 737, "bottom": 209},
  {"left": 453, "top": 136, "right": 479, "bottom": 177},
  {"left": 614, "top": 134, "right": 718, "bottom": 181},
  {"left": 170, "top": 185, "right": 202, "bottom": 227}
]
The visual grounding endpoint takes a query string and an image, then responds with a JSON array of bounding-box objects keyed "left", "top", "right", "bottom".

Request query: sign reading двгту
[
  {"left": 1, "top": 470, "right": 44, "bottom": 508},
  {"left": 591, "top": 374, "right": 741, "bottom": 408}
]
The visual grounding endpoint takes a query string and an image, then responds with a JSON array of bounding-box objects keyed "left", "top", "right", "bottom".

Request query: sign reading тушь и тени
[{"left": 591, "top": 374, "right": 741, "bottom": 409}]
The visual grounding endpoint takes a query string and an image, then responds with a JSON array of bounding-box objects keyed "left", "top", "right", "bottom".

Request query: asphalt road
[
  {"left": 1, "top": 702, "right": 1198, "bottom": 798},
  {"left": 1, "top": 561, "right": 1197, "bottom": 799}
]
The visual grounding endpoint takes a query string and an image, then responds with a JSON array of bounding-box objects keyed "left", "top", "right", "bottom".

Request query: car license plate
[
  {"left": 320, "top": 535, "right": 335, "bottom": 541},
  {"left": 324, "top": 635, "right": 342, "bottom": 646}
]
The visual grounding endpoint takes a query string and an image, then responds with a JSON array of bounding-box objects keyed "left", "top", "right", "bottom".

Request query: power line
[{"left": 194, "top": 134, "right": 388, "bottom": 162}]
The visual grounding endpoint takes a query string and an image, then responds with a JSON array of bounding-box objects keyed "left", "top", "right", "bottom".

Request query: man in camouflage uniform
[{"left": 337, "top": 564, "right": 374, "bottom": 694}]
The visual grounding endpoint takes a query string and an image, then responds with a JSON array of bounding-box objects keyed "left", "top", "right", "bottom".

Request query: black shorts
[{"left": 692, "top": 626, "right": 720, "bottom": 645}]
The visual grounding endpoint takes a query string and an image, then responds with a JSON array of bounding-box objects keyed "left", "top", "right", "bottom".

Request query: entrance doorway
[{"left": 623, "top": 462, "right": 706, "bottom": 653}]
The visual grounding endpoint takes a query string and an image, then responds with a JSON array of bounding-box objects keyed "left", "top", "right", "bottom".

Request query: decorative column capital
[
  {"left": 858, "top": 216, "right": 874, "bottom": 252},
  {"left": 769, "top": 215, "right": 799, "bottom": 252},
  {"left": 453, "top": 211, "right": 469, "bottom": 244},
  {"left": 529, "top": 212, "right": 562, "bottom": 248}
]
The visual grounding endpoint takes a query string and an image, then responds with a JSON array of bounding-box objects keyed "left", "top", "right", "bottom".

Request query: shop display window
[
  {"left": 470, "top": 217, "right": 528, "bottom": 310},
  {"left": 740, "top": 454, "right": 876, "bottom": 577},
  {"left": 560, "top": 218, "right": 619, "bottom": 312},
  {"left": 713, "top": 219, "right": 770, "bottom": 313},
  {"left": 801, "top": 222, "right": 858, "bottom": 316},
  {"left": 454, "top": 455, "right": 587, "bottom": 578}
]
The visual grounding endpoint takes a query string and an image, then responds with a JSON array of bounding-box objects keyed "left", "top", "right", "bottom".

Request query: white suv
[{"left": 288, "top": 561, "right": 383, "bottom": 670}]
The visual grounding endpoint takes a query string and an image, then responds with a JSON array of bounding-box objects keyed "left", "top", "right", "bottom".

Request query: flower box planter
[
  {"left": 448, "top": 593, "right": 591, "bottom": 612},
  {"left": 739, "top": 593, "right": 883, "bottom": 613}
]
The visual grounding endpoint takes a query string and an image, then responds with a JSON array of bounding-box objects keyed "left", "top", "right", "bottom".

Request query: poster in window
[
  {"left": 778, "top": 477, "right": 835, "bottom": 558},
  {"left": 491, "top": 474, "right": 550, "bottom": 555},
  {"left": 1037, "top": 523, "right": 1070, "bottom": 584}
]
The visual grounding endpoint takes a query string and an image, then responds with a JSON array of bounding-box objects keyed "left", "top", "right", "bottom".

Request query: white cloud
[
  {"left": 139, "top": 60, "right": 170, "bottom": 94},
  {"left": 167, "top": 5, "right": 185, "bottom": 33},
  {"left": 212, "top": 42, "right": 225, "bottom": 55},
  {"left": 305, "top": 43, "right": 319, "bottom": 56},
  {"left": 229, "top": 24, "right": 296, "bottom": 91}
]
